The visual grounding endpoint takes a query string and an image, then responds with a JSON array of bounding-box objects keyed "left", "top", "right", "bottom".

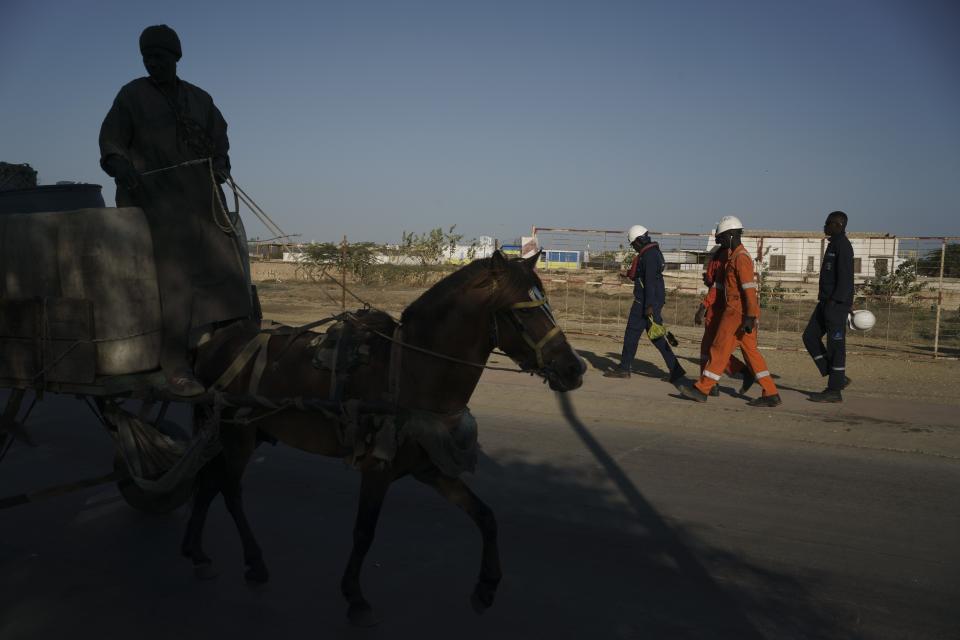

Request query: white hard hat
[
  {"left": 627, "top": 225, "right": 648, "bottom": 243},
  {"left": 848, "top": 309, "right": 876, "bottom": 331},
  {"left": 716, "top": 216, "right": 743, "bottom": 234}
]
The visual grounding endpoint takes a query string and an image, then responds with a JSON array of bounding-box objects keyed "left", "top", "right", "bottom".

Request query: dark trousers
[
  {"left": 802, "top": 301, "right": 847, "bottom": 390},
  {"left": 619, "top": 302, "right": 681, "bottom": 376}
]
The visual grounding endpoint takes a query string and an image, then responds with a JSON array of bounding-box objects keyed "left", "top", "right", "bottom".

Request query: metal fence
[{"left": 532, "top": 229, "right": 960, "bottom": 360}]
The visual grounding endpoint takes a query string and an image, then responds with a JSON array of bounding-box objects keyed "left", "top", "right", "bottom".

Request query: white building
[{"left": 702, "top": 230, "right": 902, "bottom": 280}]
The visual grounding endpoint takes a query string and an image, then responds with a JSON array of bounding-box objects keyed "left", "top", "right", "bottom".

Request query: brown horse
[{"left": 184, "top": 250, "right": 585, "bottom": 625}]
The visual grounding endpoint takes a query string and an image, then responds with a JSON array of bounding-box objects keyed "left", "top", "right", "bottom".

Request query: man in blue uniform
[
  {"left": 604, "top": 225, "right": 686, "bottom": 382},
  {"left": 803, "top": 211, "right": 854, "bottom": 402}
]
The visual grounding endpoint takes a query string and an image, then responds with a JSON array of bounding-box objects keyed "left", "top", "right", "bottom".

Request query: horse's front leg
[
  {"left": 219, "top": 425, "right": 266, "bottom": 584},
  {"left": 181, "top": 453, "right": 223, "bottom": 579},
  {"left": 341, "top": 468, "right": 394, "bottom": 627},
  {"left": 415, "top": 468, "right": 501, "bottom": 613}
]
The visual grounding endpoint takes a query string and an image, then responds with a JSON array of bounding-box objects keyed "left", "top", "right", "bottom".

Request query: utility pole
[{"left": 341, "top": 235, "right": 347, "bottom": 312}]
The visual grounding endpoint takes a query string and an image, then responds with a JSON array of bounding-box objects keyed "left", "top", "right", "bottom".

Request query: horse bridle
[{"left": 491, "top": 287, "right": 563, "bottom": 371}]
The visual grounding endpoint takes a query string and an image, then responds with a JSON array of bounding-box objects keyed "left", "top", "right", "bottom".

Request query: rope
[
  {"left": 339, "top": 312, "right": 525, "bottom": 373},
  {"left": 28, "top": 328, "right": 162, "bottom": 383},
  {"left": 136, "top": 161, "right": 538, "bottom": 377}
]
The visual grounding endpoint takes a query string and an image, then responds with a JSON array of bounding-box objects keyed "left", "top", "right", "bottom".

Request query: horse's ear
[
  {"left": 523, "top": 250, "right": 542, "bottom": 270},
  {"left": 491, "top": 249, "right": 508, "bottom": 270}
]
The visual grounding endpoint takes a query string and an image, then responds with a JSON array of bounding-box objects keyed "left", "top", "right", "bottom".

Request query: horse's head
[{"left": 489, "top": 250, "right": 586, "bottom": 392}]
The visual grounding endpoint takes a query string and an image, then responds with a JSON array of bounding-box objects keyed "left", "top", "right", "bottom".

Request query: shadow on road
[
  {"left": 535, "top": 391, "right": 851, "bottom": 640},
  {"left": 0, "top": 391, "right": 855, "bottom": 640},
  {"left": 576, "top": 348, "right": 668, "bottom": 379}
]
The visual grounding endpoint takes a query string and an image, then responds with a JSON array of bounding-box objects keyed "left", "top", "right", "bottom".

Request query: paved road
[{"left": 1, "top": 357, "right": 959, "bottom": 639}]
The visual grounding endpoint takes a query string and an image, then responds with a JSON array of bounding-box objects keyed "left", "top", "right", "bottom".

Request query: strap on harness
[{"left": 211, "top": 332, "right": 271, "bottom": 395}]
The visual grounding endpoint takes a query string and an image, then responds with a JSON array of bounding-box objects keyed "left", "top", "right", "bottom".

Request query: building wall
[{"left": 699, "top": 235, "right": 901, "bottom": 279}]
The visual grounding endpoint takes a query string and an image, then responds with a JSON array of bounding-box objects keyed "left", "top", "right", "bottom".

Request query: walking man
[
  {"left": 681, "top": 216, "right": 781, "bottom": 406},
  {"left": 803, "top": 211, "right": 854, "bottom": 402},
  {"left": 695, "top": 230, "right": 754, "bottom": 396},
  {"left": 604, "top": 225, "right": 686, "bottom": 382}
]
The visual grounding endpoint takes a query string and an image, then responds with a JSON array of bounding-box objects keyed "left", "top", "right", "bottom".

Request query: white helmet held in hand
[
  {"left": 716, "top": 216, "right": 743, "bottom": 234},
  {"left": 627, "top": 225, "right": 648, "bottom": 243},
  {"left": 848, "top": 309, "right": 876, "bottom": 331}
]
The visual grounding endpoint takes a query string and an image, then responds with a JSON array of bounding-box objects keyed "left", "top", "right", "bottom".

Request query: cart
[{"left": 0, "top": 368, "right": 213, "bottom": 514}]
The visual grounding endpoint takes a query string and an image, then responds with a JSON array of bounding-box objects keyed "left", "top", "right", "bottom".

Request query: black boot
[
  {"left": 709, "top": 385, "right": 720, "bottom": 397},
  {"left": 809, "top": 388, "right": 842, "bottom": 403},
  {"left": 603, "top": 368, "right": 631, "bottom": 379},
  {"left": 680, "top": 385, "right": 708, "bottom": 403},
  {"left": 747, "top": 394, "right": 782, "bottom": 407}
]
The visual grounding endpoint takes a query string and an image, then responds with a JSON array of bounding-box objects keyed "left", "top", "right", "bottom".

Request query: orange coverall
[
  {"left": 695, "top": 245, "right": 778, "bottom": 397},
  {"left": 700, "top": 249, "right": 748, "bottom": 377}
]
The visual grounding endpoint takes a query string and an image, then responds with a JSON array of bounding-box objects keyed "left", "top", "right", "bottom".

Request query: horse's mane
[{"left": 401, "top": 256, "right": 538, "bottom": 326}]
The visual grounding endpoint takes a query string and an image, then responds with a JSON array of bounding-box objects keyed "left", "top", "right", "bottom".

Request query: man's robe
[{"left": 99, "top": 77, "right": 250, "bottom": 369}]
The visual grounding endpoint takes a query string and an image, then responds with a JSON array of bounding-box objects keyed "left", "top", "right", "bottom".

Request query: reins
[
  {"left": 302, "top": 267, "right": 562, "bottom": 376},
  {"left": 142, "top": 159, "right": 563, "bottom": 377}
]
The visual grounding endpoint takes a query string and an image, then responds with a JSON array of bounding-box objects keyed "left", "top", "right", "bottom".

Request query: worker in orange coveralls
[
  {"left": 694, "top": 228, "right": 755, "bottom": 397},
  {"left": 682, "top": 216, "right": 781, "bottom": 407}
]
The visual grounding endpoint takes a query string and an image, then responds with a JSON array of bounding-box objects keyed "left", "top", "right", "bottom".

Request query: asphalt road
[{"left": 1, "top": 352, "right": 959, "bottom": 639}]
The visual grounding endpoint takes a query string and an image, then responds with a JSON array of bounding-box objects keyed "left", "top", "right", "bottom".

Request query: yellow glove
[{"left": 646, "top": 316, "right": 666, "bottom": 341}]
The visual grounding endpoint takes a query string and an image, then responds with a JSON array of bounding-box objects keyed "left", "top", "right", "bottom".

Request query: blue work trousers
[
  {"left": 619, "top": 301, "right": 680, "bottom": 375},
  {"left": 802, "top": 301, "right": 847, "bottom": 390}
]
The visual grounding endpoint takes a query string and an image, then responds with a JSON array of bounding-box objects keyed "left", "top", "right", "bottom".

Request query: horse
[{"left": 184, "top": 250, "right": 585, "bottom": 626}]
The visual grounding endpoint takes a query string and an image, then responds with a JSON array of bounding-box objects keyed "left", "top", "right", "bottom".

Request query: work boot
[
  {"left": 668, "top": 364, "right": 687, "bottom": 384},
  {"left": 680, "top": 385, "right": 708, "bottom": 403},
  {"left": 167, "top": 369, "right": 206, "bottom": 398},
  {"left": 842, "top": 376, "right": 852, "bottom": 390},
  {"left": 603, "top": 368, "right": 631, "bottom": 379},
  {"left": 709, "top": 385, "right": 720, "bottom": 397},
  {"left": 739, "top": 371, "right": 756, "bottom": 395},
  {"left": 809, "top": 388, "right": 842, "bottom": 403},
  {"left": 747, "top": 394, "right": 782, "bottom": 407}
]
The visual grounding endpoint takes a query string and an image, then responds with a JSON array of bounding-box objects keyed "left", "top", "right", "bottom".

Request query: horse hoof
[
  {"left": 193, "top": 562, "right": 219, "bottom": 580},
  {"left": 244, "top": 563, "right": 270, "bottom": 585},
  {"left": 347, "top": 602, "right": 381, "bottom": 628},
  {"left": 471, "top": 584, "right": 496, "bottom": 614}
]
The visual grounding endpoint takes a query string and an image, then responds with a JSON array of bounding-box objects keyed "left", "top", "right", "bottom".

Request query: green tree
[
  {"left": 858, "top": 260, "right": 926, "bottom": 300},
  {"left": 916, "top": 243, "right": 960, "bottom": 278},
  {"left": 397, "top": 225, "right": 470, "bottom": 266},
  {"left": 298, "top": 241, "right": 380, "bottom": 281}
]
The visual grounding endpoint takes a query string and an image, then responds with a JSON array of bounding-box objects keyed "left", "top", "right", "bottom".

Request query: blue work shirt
[
  {"left": 631, "top": 242, "right": 667, "bottom": 308},
  {"left": 818, "top": 233, "right": 855, "bottom": 305}
]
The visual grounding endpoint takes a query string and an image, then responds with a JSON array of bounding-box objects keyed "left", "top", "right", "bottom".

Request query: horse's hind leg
[
  {"left": 341, "top": 468, "right": 394, "bottom": 627},
  {"left": 415, "top": 469, "right": 502, "bottom": 613}
]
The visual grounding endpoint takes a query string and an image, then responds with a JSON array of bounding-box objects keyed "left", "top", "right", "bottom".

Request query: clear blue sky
[{"left": 2, "top": 0, "right": 958, "bottom": 242}]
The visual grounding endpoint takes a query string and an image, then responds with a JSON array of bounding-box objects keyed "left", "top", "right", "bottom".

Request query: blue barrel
[{"left": 0, "top": 183, "right": 105, "bottom": 214}]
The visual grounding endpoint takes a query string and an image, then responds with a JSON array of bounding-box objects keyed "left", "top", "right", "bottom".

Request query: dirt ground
[{"left": 256, "top": 280, "right": 960, "bottom": 409}]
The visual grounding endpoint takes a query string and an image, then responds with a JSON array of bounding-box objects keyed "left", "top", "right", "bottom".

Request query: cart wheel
[{"left": 114, "top": 456, "right": 194, "bottom": 514}]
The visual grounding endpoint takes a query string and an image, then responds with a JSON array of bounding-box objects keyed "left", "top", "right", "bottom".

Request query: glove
[
  {"left": 647, "top": 316, "right": 666, "bottom": 341},
  {"left": 694, "top": 304, "right": 706, "bottom": 326},
  {"left": 739, "top": 316, "right": 756, "bottom": 334}
]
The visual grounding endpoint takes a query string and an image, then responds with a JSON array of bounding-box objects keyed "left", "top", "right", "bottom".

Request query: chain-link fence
[{"left": 533, "top": 230, "right": 960, "bottom": 360}]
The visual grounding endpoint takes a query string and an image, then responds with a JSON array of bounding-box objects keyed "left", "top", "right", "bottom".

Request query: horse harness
[{"left": 206, "top": 285, "right": 563, "bottom": 421}]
